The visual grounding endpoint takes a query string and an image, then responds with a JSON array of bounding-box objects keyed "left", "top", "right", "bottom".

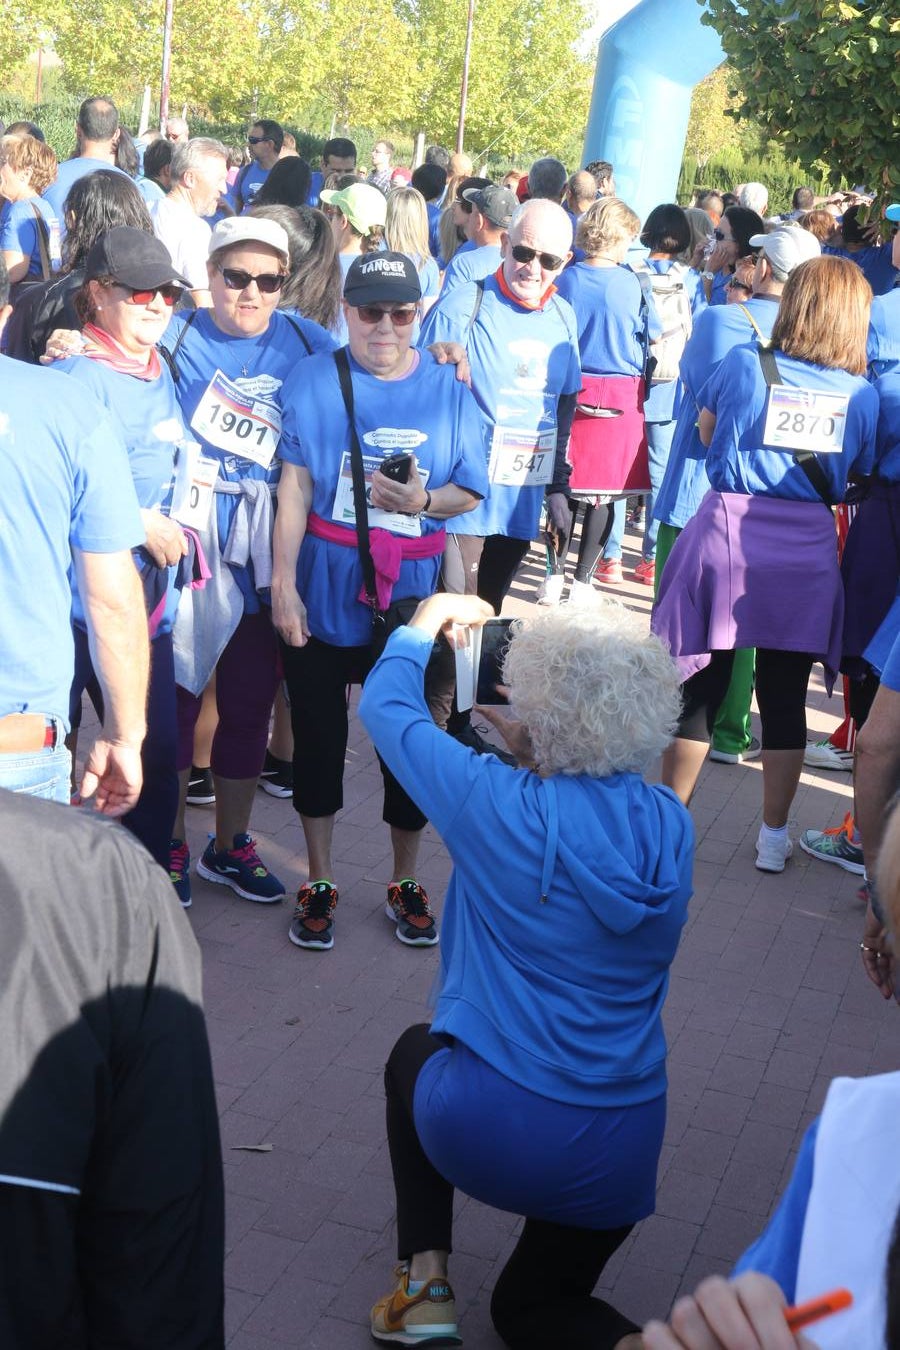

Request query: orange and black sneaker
[
  {"left": 289, "top": 879, "right": 338, "bottom": 950},
  {"left": 386, "top": 879, "right": 438, "bottom": 947},
  {"left": 371, "top": 1263, "right": 461, "bottom": 1346}
]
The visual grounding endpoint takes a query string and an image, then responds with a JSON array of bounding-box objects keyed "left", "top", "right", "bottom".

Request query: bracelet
[{"left": 422, "top": 489, "right": 432, "bottom": 515}]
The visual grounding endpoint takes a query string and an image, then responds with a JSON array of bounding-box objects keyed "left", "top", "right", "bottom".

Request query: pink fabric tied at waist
[
  {"left": 306, "top": 511, "right": 446, "bottom": 610},
  {"left": 651, "top": 490, "right": 843, "bottom": 693}
]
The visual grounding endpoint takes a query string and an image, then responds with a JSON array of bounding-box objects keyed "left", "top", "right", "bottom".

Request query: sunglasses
[
  {"left": 511, "top": 243, "right": 565, "bottom": 271},
  {"left": 354, "top": 305, "right": 418, "bottom": 327},
  {"left": 713, "top": 229, "right": 732, "bottom": 242},
  {"left": 725, "top": 278, "right": 752, "bottom": 293},
  {"left": 247, "top": 135, "right": 269, "bottom": 145},
  {"left": 218, "top": 266, "right": 285, "bottom": 294},
  {"left": 122, "top": 283, "right": 182, "bottom": 306}
]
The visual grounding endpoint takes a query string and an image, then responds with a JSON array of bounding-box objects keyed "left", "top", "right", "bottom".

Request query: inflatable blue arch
[{"left": 583, "top": 0, "right": 724, "bottom": 223}]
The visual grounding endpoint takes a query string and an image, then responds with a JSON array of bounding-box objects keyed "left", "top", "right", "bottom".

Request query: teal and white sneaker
[{"left": 799, "top": 813, "right": 864, "bottom": 875}]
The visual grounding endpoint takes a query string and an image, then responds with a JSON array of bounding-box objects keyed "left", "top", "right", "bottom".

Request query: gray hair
[
  {"left": 528, "top": 156, "right": 568, "bottom": 202},
  {"left": 170, "top": 136, "right": 228, "bottom": 185},
  {"left": 739, "top": 181, "right": 768, "bottom": 215}
]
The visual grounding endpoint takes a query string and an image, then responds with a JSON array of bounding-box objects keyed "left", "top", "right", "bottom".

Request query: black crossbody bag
[{"left": 333, "top": 349, "right": 440, "bottom": 664}]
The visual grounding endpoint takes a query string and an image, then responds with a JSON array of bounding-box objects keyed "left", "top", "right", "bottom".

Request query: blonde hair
[
  {"left": 438, "top": 202, "right": 462, "bottom": 264},
  {"left": 0, "top": 133, "right": 58, "bottom": 196},
  {"left": 575, "top": 196, "right": 641, "bottom": 258},
  {"left": 385, "top": 187, "right": 430, "bottom": 269},
  {"left": 502, "top": 600, "right": 682, "bottom": 778},
  {"left": 770, "top": 254, "right": 871, "bottom": 376}
]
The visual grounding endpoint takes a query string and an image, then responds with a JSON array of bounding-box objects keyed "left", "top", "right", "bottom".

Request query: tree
[
  {"left": 700, "top": 0, "right": 900, "bottom": 197},
  {"left": 684, "top": 65, "right": 753, "bottom": 169},
  {"left": 396, "top": 0, "right": 595, "bottom": 162}
]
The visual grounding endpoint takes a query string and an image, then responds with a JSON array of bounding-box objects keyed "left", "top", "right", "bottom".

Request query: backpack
[{"left": 632, "top": 260, "right": 693, "bottom": 383}]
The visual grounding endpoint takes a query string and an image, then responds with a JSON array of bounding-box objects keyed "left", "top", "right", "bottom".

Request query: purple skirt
[{"left": 651, "top": 490, "right": 843, "bottom": 692}]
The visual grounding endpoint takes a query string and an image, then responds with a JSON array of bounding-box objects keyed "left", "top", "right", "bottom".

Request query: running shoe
[
  {"left": 799, "top": 812, "right": 865, "bottom": 875},
  {"left": 627, "top": 506, "right": 645, "bottom": 528},
  {"left": 169, "top": 838, "right": 192, "bottom": 908},
  {"left": 709, "top": 736, "right": 762, "bottom": 765},
  {"left": 633, "top": 557, "right": 655, "bottom": 586},
  {"left": 186, "top": 765, "right": 215, "bottom": 806},
  {"left": 386, "top": 879, "right": 439, "bottom": 947},
  {"left": 536, "top": 573, "right": 565, "bottom": 606},
  {"left": 371, "top": 1264, "right": 461, "bottom": 1347},
  {"left": 451, "top": 722, "right": 518, "bottom": 767},
  {"left": 755, "top": 829, "right": 793, "bottom": 873},
  {"left": 259, "top": 749, "right": 293, "bottom": 799},
  {"left": 594, "top": 557, "right": 623, "bottom": 585},
  {"left": 803, "top": 738, "right": 854, "bottom": 772},
  {"left": 197, "top": 833, "right": 285, "bottom": 902},
  {"left": 289, "top": 880, "right": 338, "bottom": 950}
]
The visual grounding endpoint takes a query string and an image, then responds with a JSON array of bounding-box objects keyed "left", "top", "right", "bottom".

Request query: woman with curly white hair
[{"left": 358, "top": 593, "right": 694, "bottom": 1350}]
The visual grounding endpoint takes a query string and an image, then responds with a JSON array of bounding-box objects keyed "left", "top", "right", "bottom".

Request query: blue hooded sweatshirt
[{"left": 360, "top": 625, "right": 694, "bottom": 1108}]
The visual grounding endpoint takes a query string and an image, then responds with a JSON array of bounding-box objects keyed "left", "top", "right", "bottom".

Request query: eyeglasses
[
  {"left": 218, "top": 266, "right": 286, "bottom": 294},
  {"left": 354, "top": 305, "right": 418, "bottom": 327},
  {"left": 713, "top": 229, "right": 732, "bottom": 242},
  {"left": 511, "top": 243, "right": 566, "bottom": 271},
  {"left": 122, "top": 283, "right": 182, "bottom": 306},
  {"left": 725, "top": 279, "right": 752, "bottom": 293},
  {"left": 247, "top": 135, "right": 268, "bottom": 145}
]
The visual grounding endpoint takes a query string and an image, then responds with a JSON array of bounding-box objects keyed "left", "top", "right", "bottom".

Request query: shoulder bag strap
[
  {"left": 467, "top": 277, "right": 485, "bottom": 330},
  {"left": 739, "top": 303, "right": 765, "bottom": 340},
  {"left": 28, "top": 202, "right": 52, "bottom": 281},
  {"left": 158, "top": 308, "right": 200, "bottom": 383},
  {"left": 756, "top": 343, "right": 834, "bottom": 510},
  {"left": 284, "top": 313, "right": 314, "bottom": 355},
  {"left": 334, "top": 348, "right": 379, "bottom": 610}
]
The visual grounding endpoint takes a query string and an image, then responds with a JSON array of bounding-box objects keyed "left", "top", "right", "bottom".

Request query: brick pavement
[{"left": 120, "top": 522, "right": 900, "bottom": 1345}]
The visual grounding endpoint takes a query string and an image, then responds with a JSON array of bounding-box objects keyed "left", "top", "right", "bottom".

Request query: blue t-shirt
[
  {"left": 868, "top": 289, "right": 900, "bottom": 378},
  {"left": 554, "top": 262, "right": 644, "bottom": 377},
  {"left": 707, "top": 269, "right": 729, "bottom": 307},
  {"left": 0, "top": 359, "right": 144, "bottom": 728},
  {"left": 43, "top": 158, "right": 129, "bottom": 224},
  {"left": 136, "top": 177, "right": 166, "bottom": 207},
  {"left": 426, "top": 202, "right": 442, "bottom": 261},
  {"left": 732, "top": 1119, "right": 818, "bottom": 1298},
  {"left": 873, "top": 372, "right": 900, "bottom": 482},
  {"left": 420, "top": 275, "right": 582, "bottom": 540},
  {"left": 440, "top": 243, "right": 501, "bottom": 296},
  {"left": 826, "top": 242, "right": 898, "bottom": 297},
  {"left": 880, "top": 625, "right": 900, "bottom": 693},
  {"left": 279, "top": 350, "right": 489, "bottom": 646},
  {"left": 703, "top": 345, "right": 877, "bottom": 501},
  {"left": 0, "top": 197, "right": 61, "bottom": 277},
  {"left": 235, "top": 162, "right": 269, "bottom": 212},
  {"left": 55, "top": 357, "right": 188, "bottom": 634},
  {"left": 162, "top": 307, "right": 337, "bottom": 610},
  {"left": 307, "top": 169, "right": 324, "bottom": 208},
  {"left": 653, "top": 297, "right": 780, "bottom": 529}
]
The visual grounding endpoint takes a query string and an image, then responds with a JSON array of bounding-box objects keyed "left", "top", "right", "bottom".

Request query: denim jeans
[{"left": 0, "top": 736, "right": 71, "bottom": 803}]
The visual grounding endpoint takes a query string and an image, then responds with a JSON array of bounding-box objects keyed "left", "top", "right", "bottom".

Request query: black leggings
[
  {"left": 679, "top": 648, "right": 814, "bottom": 750},
  {"left": 549, "top": 501, "right": 615, "bottom": 582},
  {"left": 385, "top": 1025, "right": 639, "bottom": 1350}
]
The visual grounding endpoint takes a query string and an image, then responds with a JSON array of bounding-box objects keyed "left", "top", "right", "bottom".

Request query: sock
[{"left": 759, "top": 822, "right": 788, "bottom": 845}]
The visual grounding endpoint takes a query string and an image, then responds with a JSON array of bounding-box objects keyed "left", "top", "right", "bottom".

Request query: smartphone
[
  {"left": 476, "top": 618, "right": 514, "bottom": 705},
  {"left": 379, "top": 452, "right": 412, "bottom": 483}
]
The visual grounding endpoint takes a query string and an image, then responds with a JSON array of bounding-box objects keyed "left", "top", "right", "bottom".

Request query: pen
[{"left": 784, "top": 1288, "right": 853, "bottom": 1332}]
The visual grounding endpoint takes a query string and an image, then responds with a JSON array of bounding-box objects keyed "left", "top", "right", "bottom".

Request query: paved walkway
[{"left": 166, "top": 523, "right": 898, "bottom": 1348}]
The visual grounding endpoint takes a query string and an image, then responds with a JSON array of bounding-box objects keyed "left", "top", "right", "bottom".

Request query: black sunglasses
[
  {"left": 511, "top": 243, "right": 565, "bottom": 271},
  {"left": 217, "top": 265, "right": 285, "bottom": 294},
  {"left": 713, "top": 228, "right": 730, "bottom": 242},
  {"left": 355, "top": 305, "right": 418, "bottom": 327},
  {"left": 247, "top": 135, "right": 269, "bottom": 145}
]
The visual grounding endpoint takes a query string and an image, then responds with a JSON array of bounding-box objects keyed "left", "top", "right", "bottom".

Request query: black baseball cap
[
  {"left": 85, "top": 226, "right": 189, "bottom": 289},
  {"left": 461, "top": 184, "right": 517, "bottom": 228},
  {"left": 343, "top": 251, "right": 422, "bottom": 306}
]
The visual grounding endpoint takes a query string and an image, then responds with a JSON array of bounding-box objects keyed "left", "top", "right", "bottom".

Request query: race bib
[
  {"left": 488, "top": 426, "right": 555, "bottom": 486},
  {"left": 762, "top": 386, "right": 849, "bottom": 456},
  {"left": 190, "top": 369, "right": 282, "bottom": 468},
  {"left": 331, "top": 452, "right": 429, "bottom": 539},
  {"left": 170, "top": 439, "right": 219, "bottom": 530}
]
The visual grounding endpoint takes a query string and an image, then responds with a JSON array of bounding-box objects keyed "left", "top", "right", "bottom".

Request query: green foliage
[
  {"left": 700, "top": 0, "right": 900, "bottom": 199},
  {"left": 678, "top": 144, "right": 837, "bottom": 215}
]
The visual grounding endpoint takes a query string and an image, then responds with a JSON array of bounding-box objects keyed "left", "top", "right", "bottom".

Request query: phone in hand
[
  {"left": 379, "top": 452, "right": 413, "bottom": 483},
  {"left": 476, "top": 618, "right": 514, "bottom": 705}
]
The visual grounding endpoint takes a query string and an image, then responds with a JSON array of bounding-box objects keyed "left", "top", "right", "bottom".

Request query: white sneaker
[
  {"left": 536, "top": 573, "right": 565, "bottom": 606},
  {"left": 803, "top": 738, "right": 853, "bottom": 771},
  {"left": 755, "top": 829, "right": 793, "bottom": 873},
  {"left": 709, "top": 735, "right": 762, "bottom": 765},
  {"left": 566, "top": 578, "right": 596, "bottom": 605}
]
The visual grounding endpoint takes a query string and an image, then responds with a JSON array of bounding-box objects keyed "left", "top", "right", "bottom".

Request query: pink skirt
[{"left": 568, "top": 374, "right": 649, "bottom": 494}]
